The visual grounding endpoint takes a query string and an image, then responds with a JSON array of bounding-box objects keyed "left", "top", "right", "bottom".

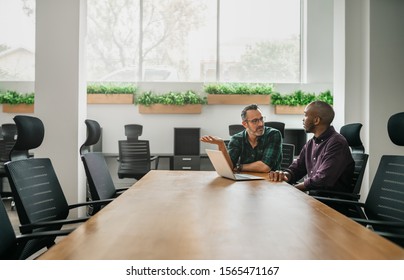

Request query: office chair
[
  {"left": 5, "top": 115, "right": 110, "bottom": 256},
  {"left": 265, "top": 121, "right": 285, "bottom": 138},
  {"left": 80, "top": 119, "right": 128, "bottom": 214},
  {"left": 280, "top": 143, "right": 295, "bottom": 170},
  {"left": 224, "top": 124, "right": 245, "bottom": 147},
  {"left": 0, "top": 123, "right": 18, "bottom": 209},
  {"left": 0, "top": 197, "right": 72, "bottom": 260},
  {"left": 117, "top": 123, "right": 159, "bottom": 180},
  {"left": 117, "top": 140, "right": 159, "bottom": 180},
  {"left": 314, "top": 113, "right": 404, "bottom": 247}
]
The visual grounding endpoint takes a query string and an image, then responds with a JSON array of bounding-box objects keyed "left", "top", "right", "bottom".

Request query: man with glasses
[{"left": 201, "top": 104, "right": 282, "bottom": 173}]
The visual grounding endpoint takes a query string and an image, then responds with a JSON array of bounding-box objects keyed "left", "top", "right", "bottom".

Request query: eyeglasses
[{"left": 245, "top": 116, "right": 266, "bottom": 125}]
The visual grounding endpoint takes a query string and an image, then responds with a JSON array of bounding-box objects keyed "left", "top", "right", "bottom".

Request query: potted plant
[
  {"left": 0, "top": 91, "right": 35, "bottom": 113},
  {"left": 271, "top": 90, "right": 333, "bottom": 114},
  {"left": 204, "top": 83, "right": 274, "bottom": 105},
  {"left": 135, "top": 90, "right": 206, "bottom": 114},
  {"left": 87, "top": 82, "right": 136, "bottom": 104}
]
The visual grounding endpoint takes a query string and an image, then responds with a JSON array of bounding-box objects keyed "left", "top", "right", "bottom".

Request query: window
[
  {"left": 0, "top": 0, "right": 35, "bottom": 81},
  {"left": 0, "top": 0, "right": 301, "bottom": 83},
  {"left": 219, "top": 0, "right": 300, "bottom": 83},
  {"left": 87, "top": 0, "right": 301, "bottom": 83}
]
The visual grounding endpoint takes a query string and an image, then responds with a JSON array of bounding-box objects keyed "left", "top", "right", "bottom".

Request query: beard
[
  {"left": 250, "top": 126, "right": 265, "bottom": 136},
  {"left": 303, "top": 122, "right": 315, "bottom": 133}
]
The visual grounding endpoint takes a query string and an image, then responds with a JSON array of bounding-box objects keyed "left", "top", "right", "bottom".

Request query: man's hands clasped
[{"left": 268, "top": 170, "right": 289, "bottom": 182}]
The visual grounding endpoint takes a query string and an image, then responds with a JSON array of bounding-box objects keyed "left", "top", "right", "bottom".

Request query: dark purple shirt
[{"left": 286, "top": 126, "right": 354, "bottom": 192}]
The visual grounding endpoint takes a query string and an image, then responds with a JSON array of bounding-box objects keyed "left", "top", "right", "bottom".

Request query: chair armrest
[
  {"left": 16, "top": 228, "right": 74, "bottom": 241},
  {"left": 308, "top": 190, "right": 360, "bottom": 200},
  {"left": 19, "top": 217, "right": 89, "bottom": 233},
  {"left": 116, "top": 187, "right": 129, "bottom": 193},
  {"left": 352, "top": 218, "right": 404, "bottom": 229},
  {"left": 312, "top": 196, "right": 366, "bottom": 207},
  {"left": 375, "top": 231, "right": 404, "bottom": 242},
  {"left": 67, "top": 198, "right": 113, "bottom": 210}
]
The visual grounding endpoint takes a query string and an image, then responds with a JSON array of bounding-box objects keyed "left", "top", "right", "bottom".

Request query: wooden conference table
[{"left": 38, "top": 170, "right": 404, "bottom": 260}]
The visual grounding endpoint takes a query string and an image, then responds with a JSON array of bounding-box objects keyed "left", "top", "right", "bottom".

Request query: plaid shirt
[{"left": 228, "top": 127, "right": 282, "bottom": 170}]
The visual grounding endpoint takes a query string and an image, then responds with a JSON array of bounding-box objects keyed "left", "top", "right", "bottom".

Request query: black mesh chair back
[
  {"left": 365, "top": 156, "right": 404, "bottom": 221},
  {"left": 339, "top": 123, "right": 368, "bottom": 198},
  {"left": 7, "top": 158, "right": 70, "bottom": 229},
  {"left": 350, "top": 153, "right": 368, "bottom": 196},
  {"left": 340, "top": 123, "right": 365, "bottom": 153},
  {"left": 80, "top": 119, "right": 124, "bottom": 214},
  {"left": 228, "top": 124, "right": 244, "bottom": 136},
  {"left": 125, "top": 124, "right": 143, "bottom": 141},
  {"left": 363, "top": 155, "right": 404, "bottom": 246},
  {"left": 6, "top": 158, "right": 70, "bottom": 242},
  {"left": 265, "top": 121, "right": 285, "bottom": 138},
  {"left": 82, "top": 153, "right": 118, "bottom": 201},
  {"left": 118, "top": 140, "right": 153, "bottom": 180},
  {"left": 280, "top": 143, "right": 295, "bottom": 169}
]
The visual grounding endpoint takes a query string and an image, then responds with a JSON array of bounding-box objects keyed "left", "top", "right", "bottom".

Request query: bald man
[{"left": 269, "top": 100, "right": 354, "bottom": 193}]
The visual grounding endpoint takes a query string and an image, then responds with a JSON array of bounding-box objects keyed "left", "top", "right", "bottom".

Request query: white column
[{"left": 35, "top": 0, "right": 87, "bottom": 216}]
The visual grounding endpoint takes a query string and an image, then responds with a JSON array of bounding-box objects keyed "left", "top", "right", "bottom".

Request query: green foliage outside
[
  {"left": 271, "top": 90, "right": 333, "bottom": 106},
  {"left": 204, "top": 83, "right": 274, "bottom": 95},
  {"left": 0, "top": 91, "right": 35, "bottom": 104},
  {"left": 87, "top": 83, "right": 137, "bottom": 94},
  {"left": 236, "top": 38, "right": 300, "bottom": 83},
  {"left": 135, "top": 91, "right": 206, "bottom": 106}
]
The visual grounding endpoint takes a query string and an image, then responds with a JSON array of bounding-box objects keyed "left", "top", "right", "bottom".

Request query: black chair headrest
[
  {"left": 340, "top": 123, "right": 365, "bottom": 153},
  {"left": 124, "top": 124, "right": 142, "bottom": 141},
  {"left": 10, "top": 116, "right": 44, "bottom": 160},
  {"left": 388, "top": 112, "right": 404, "bottom": 146},
  {"left": 80, "top": 119, "right": 101, "bottom": 155},
  {"left": 340, "top": 123, "right": 363, "bottom": 147}
]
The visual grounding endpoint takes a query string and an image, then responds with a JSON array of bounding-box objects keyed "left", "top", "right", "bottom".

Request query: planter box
[
  {"left": 274, "top": 105, "right": 306, "bottom": 115},
  {"left": 138, "top": 104, "right": 202, "bottom": 114},
  {"left": 2, "top": 104, "right": 34, "bottom": 113},
  {"left": 87, "top": 94, "right": 134, "bottom": 104},
  {"left": 207, "top": 94, "right": 271, "bottom": 105}
]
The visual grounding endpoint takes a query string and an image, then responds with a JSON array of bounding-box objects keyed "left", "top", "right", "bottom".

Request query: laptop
[{"left": 205, "top": 149, "right": 265, "bottom": 181}]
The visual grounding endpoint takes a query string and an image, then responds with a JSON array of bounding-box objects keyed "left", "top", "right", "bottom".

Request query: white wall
[{"left": 368, "top": 0, "right": 404, "bottom": 189}]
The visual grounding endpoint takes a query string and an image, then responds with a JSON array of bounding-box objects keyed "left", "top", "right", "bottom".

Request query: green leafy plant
[
  {"left": 87, "top": 82, "right": 137, "bottom": 94},
  {"left": 204, "top": 83, "right": 274, "bottom": 95},
  {"left": 135, "top": 91, "right": 206, "bottom": 106},
  {"left": 0, "top": 91, "right": 35, "bottom": 104},
  {"left": 271, "top": 90, "right": 333, "bottom": 106}
]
